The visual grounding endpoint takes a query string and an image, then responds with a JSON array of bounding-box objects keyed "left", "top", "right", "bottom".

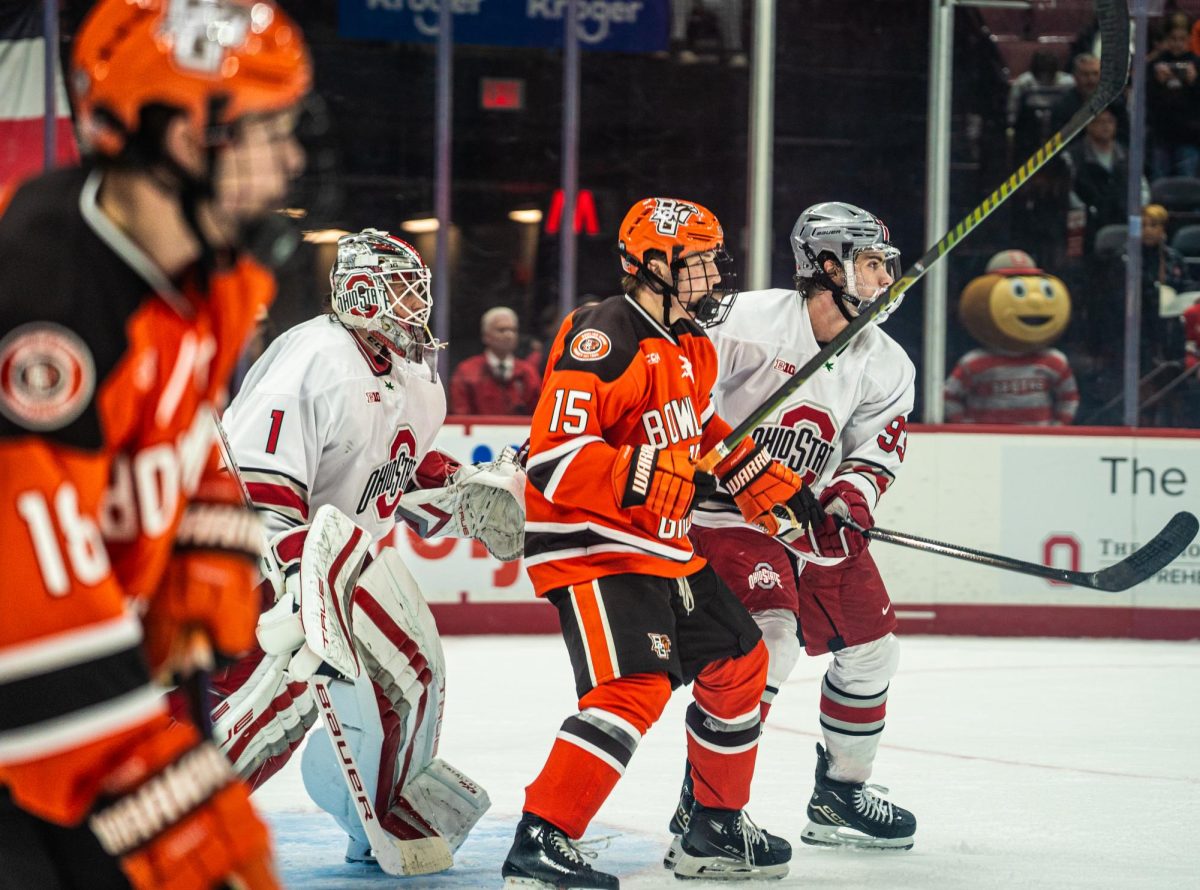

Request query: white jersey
[
  {"left": 223, "top": 315, "right": 447, "bottom": 544},
  {"left": 697, "top": 289, "right": 915, "bottom": 554}
]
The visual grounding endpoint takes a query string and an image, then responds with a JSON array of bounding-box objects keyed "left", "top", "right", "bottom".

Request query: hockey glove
[
  {"left": 714, "top": 437, "right": 823, "bottom": 534},
  {"left": 144, "top": 471, "right": 266, "bottom": 681},
  {"left": 810, "top": 480, "right": 874, "bottom": 558},
  {"left": 89, "top": 718, "right": 279, "bottom": 890},
  {"left": 612, "top": 444, "right": 697, "bottom": 521}
]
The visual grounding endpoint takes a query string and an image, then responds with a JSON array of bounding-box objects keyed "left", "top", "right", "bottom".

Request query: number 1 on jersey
[{"left": 265, "top": 409, "right": 285, "bottom": 454}]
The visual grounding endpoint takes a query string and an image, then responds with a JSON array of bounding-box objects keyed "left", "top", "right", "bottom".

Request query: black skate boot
[
  {"left": 673, "top": 804, "right": 791, "bottom": 881},
  {"left": 501, "top": 813, "right": 619, "bottom": 889},
  {"left": 801, "top": 743, "right": 917, "bottom": 850},
  {"left": 662, "top": 763, "right": 695, "bottom": 870}
]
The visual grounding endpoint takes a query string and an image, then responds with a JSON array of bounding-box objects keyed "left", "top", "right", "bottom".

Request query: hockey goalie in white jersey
[
  {"left": 666, "top": 203, "right": 918, "bottom": 864},
  {"left": 209, "top": 229, "right": 521, "bottom": 872}
]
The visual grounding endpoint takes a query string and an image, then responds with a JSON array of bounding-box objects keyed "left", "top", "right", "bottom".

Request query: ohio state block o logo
[
  {"left": 0, "top": 323, "right": 95, "bottom": 431},
  {"left": 570, "top": 328, "right": 611, "bottom": 361}
]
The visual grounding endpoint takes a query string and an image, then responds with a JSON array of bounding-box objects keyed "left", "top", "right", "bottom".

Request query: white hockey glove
[
  {"left": 397, "top": 447, "right": 526, "bottom": 562},
  {"left": 256, "top": 505, "right": 371, "bottom": 680}
]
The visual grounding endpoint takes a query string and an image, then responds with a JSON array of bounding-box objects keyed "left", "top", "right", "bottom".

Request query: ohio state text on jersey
[
  {"left": 696, "top": 289, "right": 915, "bottom": 565},
  {"left": 524, "top": 294, "right": 732, "bottom": 595},
  {"left": 222, "top": 315, "right": 446, "bottom": 545}
]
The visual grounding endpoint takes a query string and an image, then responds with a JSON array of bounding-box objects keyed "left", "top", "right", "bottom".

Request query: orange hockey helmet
[
  {"left": 617, "top": 197, "right": 737, "bottom": 327},
  {"left": 618, "top": 197, "right": 725, "bottom": 274},
  {"left": 71, "top": 0, "right": 312, "bottom": 157}
]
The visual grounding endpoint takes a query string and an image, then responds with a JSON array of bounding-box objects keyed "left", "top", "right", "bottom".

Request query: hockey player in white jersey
[
  {"left": 665, "top": 202, "right": 918, "bottom": 861},
  {"left": 209, "top": 229, "right": 519, "bottom": 871}
]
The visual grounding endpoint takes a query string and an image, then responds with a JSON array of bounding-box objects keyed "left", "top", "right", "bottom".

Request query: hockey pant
[
  {"left": 302, "top": 550, "right": 488, "bottom": 855},
  {"left": 755, "top": 609, "right": 899, "bottom": 784},
  {"left": 524, "top": 641, "right": 768, "bottom": 839}
]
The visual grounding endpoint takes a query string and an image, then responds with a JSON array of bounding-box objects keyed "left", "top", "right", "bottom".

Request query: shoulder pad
[{"left": 552, "top": 296, "right": 640, "bottom": 383}]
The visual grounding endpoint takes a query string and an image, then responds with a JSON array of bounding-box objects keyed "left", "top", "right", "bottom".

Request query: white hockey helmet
[
  {"left": 330, "top": 228, "right": 437, "bottom": 362},
  {"left": 790, "top": 202, "right": 903, "bottom": 323}
]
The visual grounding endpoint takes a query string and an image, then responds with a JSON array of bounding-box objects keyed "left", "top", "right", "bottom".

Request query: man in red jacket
[{"left": 449, "top": 306, "right": 541, "bottom": 415}]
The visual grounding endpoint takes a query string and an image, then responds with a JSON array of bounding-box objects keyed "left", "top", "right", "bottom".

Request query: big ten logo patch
[
  {"left": 647, "top": 632, "right": 672, "bottom": 660},
  {"left": 753, "top": 402, "right": 838, "bottom": 485},
  {"left": 642, "top": 397, "right": 701, "bottom": 451},
  {"left": 358, "top": 426, "right": 419, "bottom": 521},
  {"left": 748, "top": 562, "right": 782, "bottom": 590}
]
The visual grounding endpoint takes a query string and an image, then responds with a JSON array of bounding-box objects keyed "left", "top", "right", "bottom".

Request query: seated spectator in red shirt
[{"left": 450, "top": 306, "right": 542, "bottom": 415}]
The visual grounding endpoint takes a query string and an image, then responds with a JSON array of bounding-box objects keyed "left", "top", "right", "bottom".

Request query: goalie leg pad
[
  {"left": 210, "top": 648, "right": 317, "bottom": 784},
  {"left": 396, "top": 758, "right": 490, "bottom": 854}
]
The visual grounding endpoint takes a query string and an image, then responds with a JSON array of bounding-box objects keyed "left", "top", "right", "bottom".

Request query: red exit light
[{"left": 480, "top": 78, "right": 525, "bottom": 111}]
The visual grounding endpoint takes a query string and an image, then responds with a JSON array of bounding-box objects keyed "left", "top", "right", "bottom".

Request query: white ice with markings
[{"left": 258, "top": 634, "right": 1200, "bottom": 888}]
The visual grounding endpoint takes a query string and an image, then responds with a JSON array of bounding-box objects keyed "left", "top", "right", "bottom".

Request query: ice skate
[
  {"left": 662, "top": 764, "right": 694, "bottom": 870},
  {"left": 344, "top": 836, "right": 376, "bottom": 865},
  {"left": 672, "top": 804, "right": 790, "bottom": 881},
  {"left": 801, "top": 743, "right": 916, "bottom": 850},
  {"left": 501, "top": 813, "right": 619, "bottom": 889}
]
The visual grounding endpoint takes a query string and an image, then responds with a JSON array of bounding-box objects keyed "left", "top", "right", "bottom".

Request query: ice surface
[{"left": 258, "top": 635, "right": 1200, "bottom": 888}]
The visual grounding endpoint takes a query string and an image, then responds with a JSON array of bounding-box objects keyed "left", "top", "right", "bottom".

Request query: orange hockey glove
[
  {"left": 714, "top": 437, "right": 823, "bottom": 534},
  {"left": 144, "top": 470, "right": 266, "bottom": 681},
  {"left": 612, "top": 444, "right": 698, "bottom": 521},
  {"left": 89, "top": 718, "right": 279, "bottom": 890}
]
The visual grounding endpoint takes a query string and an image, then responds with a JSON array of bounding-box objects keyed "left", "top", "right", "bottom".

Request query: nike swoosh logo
[{"left": 881, "top": 603, "right": 891, "bottom": 615}]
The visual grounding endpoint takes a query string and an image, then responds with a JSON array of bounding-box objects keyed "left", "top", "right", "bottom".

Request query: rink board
[{"left": 387, "top": 421, "right": 1200, "bottom": 640}]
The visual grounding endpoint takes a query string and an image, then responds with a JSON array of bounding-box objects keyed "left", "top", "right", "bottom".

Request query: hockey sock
[
  {"left": 819, "top": 671, "right": 887, "bottom": 784},
  {"left": 687, "top": 641, "right": 767, "bottom": 811},
  {"left": 753, "top": 609, "right": 801, "bottom": 723},
  {"left": 524, "top": 673, "right": 670, "bottom": 838}
]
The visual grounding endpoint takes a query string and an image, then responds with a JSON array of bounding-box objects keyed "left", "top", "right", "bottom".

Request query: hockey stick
[
  {"left": 843, "top": 512, "right": 1197, "bottom": 592},
  {"left": 209, "top": 411, "right": 454, "bottom": 875},
  {"left": 696, "top": 0, "right": 1131, "bottom": 473}
]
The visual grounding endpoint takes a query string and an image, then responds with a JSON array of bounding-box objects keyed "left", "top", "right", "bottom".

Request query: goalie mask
[
  {"left": 617, "top": 197, "right": 738, "bottom": 329},
  {"left": 791, "top": 202, "right": 902, "bottom": 324},
  {"left": 331, "top": 229, "right": 440, "bottom": 366}
]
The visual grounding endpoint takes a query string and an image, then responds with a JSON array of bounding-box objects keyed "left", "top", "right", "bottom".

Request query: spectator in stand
[
  {"left": 1009, "top": 50, "right": 1075, "bottom": 161},
  {"left": 669, "top": 0, "right": 746, "bottom": 67},
  {"left": 1146, "top": 20, "right": 1200, "bottom": 179},
  {"left": 449, "top": 306, "right": 542, "bottom": 416},
  {"left": 1067, "top": 108, "right": 1149, "bottom": 253},
  {"left": 1050, "top": 54, "right": 1129, "bottom": 140},
  {"left": 1140, "top": 204, "right": 1191, "bottom": 372}
]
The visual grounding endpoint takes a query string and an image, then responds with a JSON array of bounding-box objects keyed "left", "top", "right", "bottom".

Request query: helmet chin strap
[{"left": 801, "top": 244, "right": 872, "bottom": 323}]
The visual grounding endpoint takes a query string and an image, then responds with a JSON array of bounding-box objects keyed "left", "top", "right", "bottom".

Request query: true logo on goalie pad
[{"left": 647, "top": 632, "right": 672, "bottom": 660}]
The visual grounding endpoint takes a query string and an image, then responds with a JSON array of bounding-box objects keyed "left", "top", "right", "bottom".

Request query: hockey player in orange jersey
[
  {"left": 500, "top": 198, "right": 825, "bottom": 887},
  {"left": 0, "top": 2, "right": 310, "bottom": 888}
]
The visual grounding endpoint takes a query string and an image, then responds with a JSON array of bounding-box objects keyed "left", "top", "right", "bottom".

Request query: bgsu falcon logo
[
  {"left": 357, "top": 426, "right": 418, "bottom": 520},
  {"left": 649, "top": 199, "right": 698, "bottom": 236},
  {"left": 753, "top": 402, "right": 838, "bottom": 486},
  {"left": 748, "top": 562, "right": 781, "bottom": 590},
  {"left": 569, "top": 328, "right": 611, "bottom": 361},
  {"left": 647, "top": 633, "right": 672, "bottom": 660}
]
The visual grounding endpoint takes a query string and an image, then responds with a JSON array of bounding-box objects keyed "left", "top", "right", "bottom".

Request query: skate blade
[
  {"left": 503, "top": 878, "right": 560, "bottom": 889},
  {"left": 663, "top": 836, "right": 683, "bottom": 870},
  {"left": 672, "top": 850, "right": 788, "bottom": 881},
  {"left": 801, "top": 820, "right": 914, "bottom": 851}
]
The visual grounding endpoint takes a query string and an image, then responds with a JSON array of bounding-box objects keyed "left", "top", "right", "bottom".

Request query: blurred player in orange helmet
[{"left": 0, "top": 1, "right": 311, "bottom": 888}]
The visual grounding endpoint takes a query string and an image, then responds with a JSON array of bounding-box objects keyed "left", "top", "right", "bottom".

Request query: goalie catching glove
[
  {"left": 397, "top": 447, "right": 526, "bottom": 562},
  {"left": 712, "top": 436, "right": 824, "bottom": 534}
]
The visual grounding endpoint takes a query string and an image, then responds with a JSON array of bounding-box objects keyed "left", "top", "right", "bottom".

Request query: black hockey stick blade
[
  {"left": 860, "top": 512, "right": 1198, "bottom": 593},
  {"left": 696, "top": 0, "right": 1131, "bottom": 473}
]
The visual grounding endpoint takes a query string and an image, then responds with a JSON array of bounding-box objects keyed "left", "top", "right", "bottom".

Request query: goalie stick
[
  {"left": 696, "top": 0, "right": 1132, "bottom": 473},
  {"left": 209, "top": 411, "right": 454, "bottom": 876},
  {"left": 843, "top": 512, "right": 1198, "bottom": 593}
]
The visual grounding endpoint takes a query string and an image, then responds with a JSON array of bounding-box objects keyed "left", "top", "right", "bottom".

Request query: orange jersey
[
  {"left": 0, "top": 167, "right": 273, "bottom": 823},
  {"left": 524, "top": 294, "right": 733, "bottom": 596}
]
